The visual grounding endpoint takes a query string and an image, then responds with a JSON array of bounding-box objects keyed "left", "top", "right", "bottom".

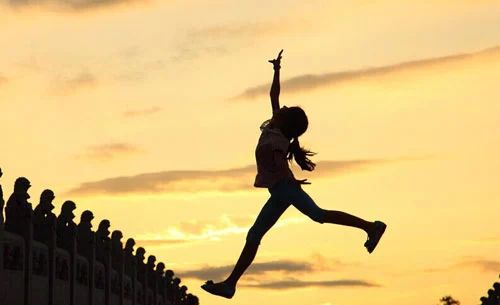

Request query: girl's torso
[{"left": 254, "top": 119, "right": 294, "bottom": 188}]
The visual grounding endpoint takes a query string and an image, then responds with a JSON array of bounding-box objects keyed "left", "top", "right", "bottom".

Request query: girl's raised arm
[{"left": 268, "top": 49, "right": 283, "bottom": 115}]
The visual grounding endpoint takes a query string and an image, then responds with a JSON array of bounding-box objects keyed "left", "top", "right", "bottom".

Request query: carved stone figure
[
  {"left": 111, "top": 230, "right": 123, "bottom": 271},
  {"left": 155, "top": 262, "right": 166, "bottom": 297},
  {"left": 0, "top": 168, "right": 4, "bottom": 227},
  {"left": 33, "top": 189, "right": 56, "bottom": 244},
  {"left": 164, "top": 270, "right": 175, "bottom": 304},
  {"left": 136, "top": 247, "right": 146, "bottom": 284},
  {"left": 5, "top": 177, "right": 32, "bottom": 235},
  {"left": 95, "top": 219, "right": 111, "bottom": 263},
  {"left": 124, "top": 238, "right": 136, "bottom": 276},
  {"left": 146, "top": 255, "right": 156, "bottom": 289},
  {"left": 56, "top": 200, "right": 77, "bottom": 250},
  {"left": 77, "top": 210, "right": 95, "bottom": 259}
]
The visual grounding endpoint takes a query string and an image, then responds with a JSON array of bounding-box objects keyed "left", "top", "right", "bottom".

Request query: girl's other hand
[
  {"left": 295, "top": 178, "right": 311, "bottom": 185},
  {"left": 268, "top": 49, "right": 283, "bottom": 69}
]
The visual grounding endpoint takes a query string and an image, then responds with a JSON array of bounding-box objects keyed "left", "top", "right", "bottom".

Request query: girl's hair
[
  {"left": 287, "top": 137, "right": 316, "bottom": 171},
  {"left": 273, "top": 106, "right": 316, "bottom": 171}
]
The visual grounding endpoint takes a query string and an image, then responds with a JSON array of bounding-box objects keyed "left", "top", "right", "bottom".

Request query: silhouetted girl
[{"left": 201, "top": 50, "right": 386, "bottom": 299}]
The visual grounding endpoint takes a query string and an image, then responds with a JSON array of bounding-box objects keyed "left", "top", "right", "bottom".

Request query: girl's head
[
  {"left": 272, "top": 106, "right": 309, "bottom": 139},
  {"left": 272, "top": 106, "right": 316, "bottom": 171}
]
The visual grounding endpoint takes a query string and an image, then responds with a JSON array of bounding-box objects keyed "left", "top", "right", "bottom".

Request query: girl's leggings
[{"left": 246, "top": 179, "right": 326, "bottom": 245}]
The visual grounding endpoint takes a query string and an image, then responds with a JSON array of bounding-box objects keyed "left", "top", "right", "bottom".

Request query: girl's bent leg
[
  {"left": 286, "top": 184, "right": 374, "bottom": 233},
  {"left": 225, "top": 195, "right": 289, "bottom": 287},
  {"left": 224, "top": 240, "right": 259, "bottom": 287},
  {"left": 203, "top": 194, "right": 289, "bottom": 297},
  {"left": 322, "top": 210, "right": 373, "bottom": 233}
]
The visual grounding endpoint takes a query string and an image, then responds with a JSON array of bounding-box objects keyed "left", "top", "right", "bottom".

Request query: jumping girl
[{"left": 201, "top": 50, "right": 387, "bottom": 299}]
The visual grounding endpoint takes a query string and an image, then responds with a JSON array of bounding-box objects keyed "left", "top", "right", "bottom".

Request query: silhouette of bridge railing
[{"left": 0, "top": 171, "right": 198, "bottom": 305}]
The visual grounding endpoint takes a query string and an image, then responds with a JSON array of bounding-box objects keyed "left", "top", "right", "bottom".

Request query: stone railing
[{"left": 0, "top": 174, "right": 199, "bottom": 305}]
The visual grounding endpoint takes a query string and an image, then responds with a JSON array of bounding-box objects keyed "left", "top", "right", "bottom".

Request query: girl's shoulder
[{"left": 259, "top": 119, "right": 272, "bottom": 131}]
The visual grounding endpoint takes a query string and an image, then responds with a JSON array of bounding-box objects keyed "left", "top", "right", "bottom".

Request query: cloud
[
  {"left": 3, "top": 0, "right": 141, "bottom": 10},
  {"left": 424, "top": 257, "right": 500, "bottom": 273},
  {"left": 241, "top": 278, "right": 379, "bottom": 289},
  {"left": 133, "top": 215, "right": 306, "bottom": 247},
  {"left": 232, "top": 45, "right": 500, "bottom": 100},
  {"left": 0, "top": 75, "right": 7, "bottom": 85},
  {"left": 171, "top": 19, "right": 305, "bottom": 62},
  {"left": 187, "top": 20, "right": 301, "bottom": 40},
  {"left": 65, "top": 158, "right": 401, "bottom": 196},
  {"left": 51, "top": 71, "right": 98, "bottom": 94},
  {"left": 76, "top": 142, "right": 143, "bottom": 161},
  {"left": 123, "top": 106, "right": 163, "bottom": 118},
  {"left": 459, "top": 258, "right": 500, "bottom": 272},
  {"left": 134, "top": 239, "right": 187, "bottom": 246},
  {"left": 176, "top": 253, "right": 377, "bottom": 290},
  {"left": 178, "top": 255, "right": 350, "bottom": 282}
]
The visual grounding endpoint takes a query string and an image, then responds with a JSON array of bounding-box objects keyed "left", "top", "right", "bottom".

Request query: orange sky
[{"left": 1, "top": 1, "right": 499, "bottom": 304}]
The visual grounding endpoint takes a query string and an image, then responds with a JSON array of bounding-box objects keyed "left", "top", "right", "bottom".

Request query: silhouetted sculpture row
[
  {"left": 480, "top": 276, "right": 500, "bottom": 305},
  {"left": 0, "top": 170, "right": 199, "bottom": 305}
]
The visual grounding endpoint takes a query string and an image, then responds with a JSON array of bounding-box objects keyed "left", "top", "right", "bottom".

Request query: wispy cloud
[
  {"left": 424, "top": 257, "right": 500, "bottom": 273},
  {"left": 51, "top": 71, "right": 97, "bottom": 94},
  {"left": 134, "top": 215, "right": 306, "bottom": 247},
  {"left": 241, "top": 278, "right": 379, "bottom": 289},
  {"left": 232, "top": 45, "right": 500, "bottom": 100},
  {"left": 0, "top": 75, "right": 7, "bottom": 85},
  {"left": 178, "top": 254, "right": 377, "bottom": 290},
  {"left": 458, "top": 258, "right": 500, "bottom": 272},
  {"left": 3, "top": 0, "right": 143, "bottom": 11},
  {"left": 76, "top": 142, "right": 143, "bottom": 161},
  {"left": 134, "top": 239, "right": 187, "bottom": 246},
  {"left": 178, "top": 254, "right": 352, "bottom": 282},
  {"left": 187, "top": 20, "right": 305, "bottom": 40},
  {"left": 171, "top": 19, "right": 306, "bottom": 61},
  {"left": 65, "top": 157, "right": 406, "bottom": 196},
  {"left": 123, "top": 106, "right": 163, "bottom": 118}
]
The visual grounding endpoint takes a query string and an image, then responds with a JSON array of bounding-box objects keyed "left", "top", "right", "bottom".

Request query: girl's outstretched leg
[
  {"left": 225, "top": 240, "right": 259, "bottom": 286},
  {"left": 321, "top": 210, "right": 387, "bottom": 253},
  {"left": 322, "top": 210, "right": 373, "bottom": 233},
  {"left": 287, "top": 184, "right": 387, "bottom": 253},
  {"left": 201, "top": 241, "right": 258, "bottom": 299},
  {"left": 201, "top": 195, "right": 289, "bottom": 298}
]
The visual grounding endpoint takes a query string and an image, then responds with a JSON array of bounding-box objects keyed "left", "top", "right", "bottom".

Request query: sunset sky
[{"left": 1, "top": 0, "right": 499, "bottom": 304}]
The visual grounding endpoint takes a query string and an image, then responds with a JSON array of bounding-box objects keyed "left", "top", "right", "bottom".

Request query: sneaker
[
  {"left": 201, "top": 280, "right": 235, "bottom": 299},
  {"left": 364, "top": 221, "right": 386, "bottom": 254}
]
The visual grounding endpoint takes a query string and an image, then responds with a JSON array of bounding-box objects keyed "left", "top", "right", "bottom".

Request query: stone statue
[
  {"left": 0, "top": 168, "right": 4, "bottom": 227},
  {"left": 33, "top": 189, "right": 56, "bottom": 244},
  {"left": 147, "top": 255, "right": 156, "bottom": 288},
  {"left": 136, "top": 247, "right": 146, "bottom": 284},
  {"left": 77, "top": 210, "right": 95, "bottom": 259},
  {"left": 5, "top": 177, "right": 32, "bottom": 235},
  {"left": 124, "top": 238, "right": 136, "bottom": 276},
  {"left": 111, "top": 230, "right": 123, "bottom": 271},
  {"left": 95, "top": 219, "right": 111, "bottom": 263},
  {"left": 56, "top": 200, "right": 76, "bottom": 250}
]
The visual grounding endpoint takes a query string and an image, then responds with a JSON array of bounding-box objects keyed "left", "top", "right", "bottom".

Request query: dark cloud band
[
  {"left": 65, "top": 158, "right": 406, "bottom": 196},
  {"left": 233, "top": 45, "right": 500, "bottom": 100}
]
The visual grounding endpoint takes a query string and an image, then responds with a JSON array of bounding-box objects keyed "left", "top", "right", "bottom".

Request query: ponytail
[{"left": 287, "top": 137, "right": 316, "bottom": 171}]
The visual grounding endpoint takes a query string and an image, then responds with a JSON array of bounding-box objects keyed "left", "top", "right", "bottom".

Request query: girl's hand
[
  {"left": 268, "top": 49, "right": 283, "bottom": 69},
  {"left": 294, "top": 178, "right": 311, "bottom": 185}
]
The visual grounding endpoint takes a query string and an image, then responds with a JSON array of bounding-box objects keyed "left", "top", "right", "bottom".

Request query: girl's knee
[
  {"left": 309, "top": 209, "right": 326, "bottom": 224},
  {"left": 246, "top": 227, "right": 263, "bottom": 245}
]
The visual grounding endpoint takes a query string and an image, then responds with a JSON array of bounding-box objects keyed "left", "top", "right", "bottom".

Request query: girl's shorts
[{"left": 246, "top": 179, "right": 326, "bottom": 244}]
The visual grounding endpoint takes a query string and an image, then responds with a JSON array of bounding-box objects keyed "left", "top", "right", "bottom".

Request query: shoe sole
[
  {"left": 201, "top": 282, "right": 234, "bottom": 299},
  {"left": 365, "top": 221, "right": 386, "bottom": 253}
]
